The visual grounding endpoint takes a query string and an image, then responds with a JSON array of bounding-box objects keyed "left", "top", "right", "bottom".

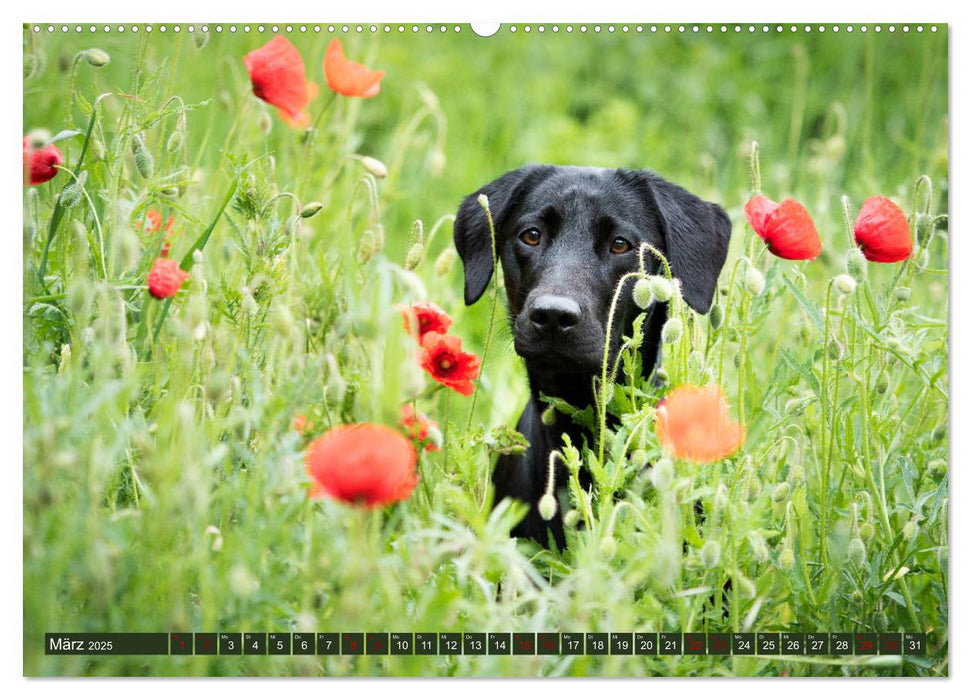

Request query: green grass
[{"left": 23, "top": 25, "right": 948, "bottom": 676}]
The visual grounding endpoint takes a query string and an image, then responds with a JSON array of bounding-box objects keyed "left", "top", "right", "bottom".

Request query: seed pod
[
  {"left": 538, "top": 493, "right": 557, "bottom": 521},
  {"left": 779, "top": 547, "right": 795, "bottom": 571},
  {"left": 771, "top": 482, "right": 791, "bottom": 503},
  {"left": 632, "top": 278, "right": 653, "bottom": 309},
  {"left": 708, "top": 302, "right": 723, "bottom": 330},
  {"left": 300, "top": 202, "right": 323, "bottom": 219},
  {"left": 661, "top": 317, "right": 683, "bottom": 344},
  {"left": 649, "top": 276, "right": 673, "bottom": 302},
  {"left": 699, "top": 541, "right": 721, "bottom": 569},
  {"left": 599, "top": 536, "right": 617, "bottom": 559},
  {"left": 847, "top": 537, "right": 867, "bottom": 568},
  {"left": 894, "top": 287, "right": 911, "bottom": 302},
  {"left": 744, "top": 266, "right": 766, "bottom": 296},
  {"left": 434, "top": 247, "right": 456, "bottom": 277},
  {"left": 540, "top": 405, "right": 556, "bottom": 426},
  {"left": 846, "top": 247, "right": 868, "bottom": 283},
  {"left": 83, "top": 49, "right": 110, "bottom": 67},
  {"left": 650, "top": 458, "right": 674, "bottom": 491},
  {"left": 834, "top": 273, "right": 856, "bottom": 295}
]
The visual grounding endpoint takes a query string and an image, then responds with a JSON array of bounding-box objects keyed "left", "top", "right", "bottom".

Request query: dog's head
[{"left": 454, "top": 165, "right": 731, "bottom": 378}]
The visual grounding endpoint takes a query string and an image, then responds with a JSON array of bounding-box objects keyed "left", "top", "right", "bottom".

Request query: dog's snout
[{"left": 528, "top": 295, "right": 581, "bottom": 333}]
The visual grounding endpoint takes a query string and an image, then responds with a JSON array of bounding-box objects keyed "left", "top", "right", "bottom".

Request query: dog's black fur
[{"left": 453, "top": 165, "right": 732, "bottom": 549}]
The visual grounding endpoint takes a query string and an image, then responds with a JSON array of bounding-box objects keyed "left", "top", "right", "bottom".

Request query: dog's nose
[{"left": 528, "top": 295, "right": 581, "bottom": 333}]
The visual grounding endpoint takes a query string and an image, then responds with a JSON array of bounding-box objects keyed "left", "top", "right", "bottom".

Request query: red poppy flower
[
  {"left": 143, "top": 209, "right": 176, "bottom": 257},
  {"left": 398, "top": 301, "right": 453, "bottom": 343},
  {"left": 744, "top": 194, "right": 822, "bottom": 261},
  {"left": 853, "top": 196, "right": 913, "bottom": 263},
  {"left": 306, "top": 423, "right": 418, "bottom": 507},
  {"left": 323, "top": 38, "right": 385, "bottom": 98},
  {"left": 293, "top": 414, "right": 315, "bottom": 434},
  {"left": 655, "top": 385, "right": 744, "bottom": 463},
  {"left": 243, "top": 36, "right": 316, "bottom": 128},
  {"left": 399, "top": 405, "right": 440, "bottom": 452},
  {"left": 419, "top": 332, "right": 482, "bottom": 396},
  {"left": 147, "top": 258, "right": 189, "bottom": 299},
  {"left": 23, "top": 136, "right": 64, "bottom": 185}
]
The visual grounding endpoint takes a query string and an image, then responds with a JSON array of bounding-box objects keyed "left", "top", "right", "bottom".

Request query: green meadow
[{"left": 23, "top": 24, "right": 948, "bottom": 676}]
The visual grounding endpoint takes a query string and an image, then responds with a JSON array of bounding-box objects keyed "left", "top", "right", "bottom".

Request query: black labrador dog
[{"left": 453, "top": 165, "right": 731, "bottom": 549}]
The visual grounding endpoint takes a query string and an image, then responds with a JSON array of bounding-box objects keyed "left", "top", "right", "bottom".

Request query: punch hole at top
[{"left": 471, "top": 23, "right": 501, "bottom": 37}]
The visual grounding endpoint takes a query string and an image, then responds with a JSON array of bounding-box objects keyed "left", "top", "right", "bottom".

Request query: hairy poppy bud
[
  {"left": 650, "top": 458, "right": 674, "bottom": 491},
  {"left": 599, "top": 536, "right": 617, "bottom": 559},
  {"left": 434, "top": 247, "right": 456, "bottom": 277},
  {"left": 241, "top": 286, "right": 258, "bottom": 317},
  {"left": 827, "top": 339, "right": 842, "bottom": 361},
  {"left": 915, "top": 212, "right": 935, "bottom": 245},
  {"left": 737, "top": 574, "right": 757, "bottom": 600},
  {"left": 563, "top": 509, "right": 580, "bottom": 527},
  {"left": 700, "top": 540, "right": 721, "bottom": 569},
  {"left": 847, "top": 537, "right": 866, "bottom": 568},
  {"left": 359, "top": 156, "right": 388, "bottom": 179},
  {"left": 875, "top": 371, "right": 890, "bottom": 394},
  {"left": 24, "top": 53, "right": 38, "bottom": 78},
  {"left": 358, "top": 229, "right": 377, "bottom": 263},
  {"left": 748, "top": 533, "right": 770, "bottom": 562},
  {"left": 132, "top": 138, "right": 154, "bottom": 179},
  {"left": 834, "top": 273, "right": 856, "bottom": 295},
  {"left": 655, "top": 368, "right": 668, "bottom": 384},
  {"left": 771, "top": 482, "right": 791, "bottom": 503},
  {"left": 429, "top": 148, "right": 446, "bottom": 177},
  {"left": 58, "top": 177, "right": 85, "bottom": 209},
  {"left": 630, "top": 449, "right": 649, "bottom": 469},
  {"left": 661, "top": 317, "right": 683, "bottom": 345},
  {"left": 708, "top": 302, "right": 723, "bottom": 330},
  {"left": 846, "top": 247, "right": 868, "bottom": 283},
  {"left": 894, "top": 287, "right": 911, "bottom": 302},
  {"left": 744, "top": 266, "right": 766, "bottom": 296},
  {"left": 632, "top": 277, "right": 653, "bottom": 309},
  {"left": 873, "top": 609, "right": 888, "bottom": 633},
  {"left": 859, "top": 521, "right": 875, "bottom": 542},
  {"left": 779, "top": 547, "right": 795, "bottom": 571},
  {"left": 404, "top": 242, "right": 424, "bottom": 271},
  {"left": 83, "top": 48, "right": 110, "bottom": 67},
  {"left": 192, "top": 29, "right": 209, "bottom": 50},
  {"left": 477, "top": 193, "right": 489, "bottom": 211},
  {"left": 538, "top": 493, "right": 557, "bottom": 521},
  {"left": 167, "top": 128, "right": 184, "bottom": 153},
  {"left": 649, "top": 276, "right": 673, "bottom": 302},
  {"left": 903, "top": 518, "right": 919, "bottom": 542},
  {"left": 300, "top": 202, "right": 323, "bottom": 219},
  {"left": 540, "top": 404, "right": 556, "bottom": 426}
]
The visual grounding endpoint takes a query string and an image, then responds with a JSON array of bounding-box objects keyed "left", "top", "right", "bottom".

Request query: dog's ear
[
  {"left": 453, "top": 165, "right": 551, "bottom": 305},
  {"left": 641, "top": 172, "right": 732, "bottom": 314}
]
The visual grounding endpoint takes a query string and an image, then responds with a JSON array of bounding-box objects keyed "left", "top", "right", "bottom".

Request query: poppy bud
[
  {"left": 873, "top": 609, "right": 888, "bottom": 633},
  {"left": 429, "top": 148, "right": 446, "bottom": 177},
  {"left": 83, "top": 49, "right": 110, "bottom": 67},
  {"left": 649, "top": 276, "right": 673, "bottom": 302},
  {"left": 827, "top": 339, "right": 842, "bottom": 361},
  {"left": 434, "top": 247, "right": 457, "bottom": 277},
  {"left": 847, "top": 537, "right": 866, "bottom": 568},
  {"left": 405, "top": 242, "right": 424, "bottom": 271},
  {"left": 599, "top": 536, "right": 617, "bottom": 559},
  {"left": 300, "top": 202, "right": 323, "bottom": 219},
  {"left": 737, "top": 574, "right": 757, "bottom": 600},
  {"left": 359, "top": 156, "right": 387, "bottom": 179},
  {"left": 928, "top": 458, "right": 947, "bottom": 478},
  {"left": 779, "top": 547, "right": 795, "bottom": 571},
  {"left": 58, "top": 177, "right": 85, "bottom": 209},
  {"left": 875, "top": 371, "right": 890, "bottom": 394},
  {"left": 192, "top": 29, "right": 209, "bottom": 50},
  {"left": 915, "top": 212, "right": 935, "bottom": 245},
  {"left": 846, "top": 247, "right": 868, "bottom": 283},
  {"left": 932, "top": 425, "right": 946, "bottom": 442},
  {"left": 713, "top": 483, "right": 730, "bottom": 512},
  {"left": 894, "top": 287, "right": 911, "bottom": 302},
  {"left": 903, "top": 518, "right": 919, "bottom": 542},
  {"left": 632, "top": 277, "right": 653, "bottom": 309},
  {"left": 700, "top": 540, "right": 721, "bottom": 569},
  {"left": 160, "top": 186, "right": 180, "bottom": 199},
  {"left": 167, "top": 129, "right": 184, "bottom": 153},
  {"left": 745, "top": 474, "right": 762, "bottom": 501},
  {"left": 24, "top": 53, "right": 38, "bottom": 78},
  {"left": 563, "top": 509, "right": 580, "bottom": 527},
  {"left": 257, "top": 110, "right": 273, "bottom": 135},
  {"left": 241, "top": 287, "right": 258, "bottom": 317},
  {"left": 916, "top": 248, "right": 929, "bottom": 269},
  {"left": 748, "top": 533, "right": 770, "bottom": 562},
  {"left": 834, "top": 273, "right": 856, "bottom": 295},
  {"left": 358, "top": 229, "right": 377, "bottom": 263},
  {"left": 90, "top": 134, "right": 106, "bottom": 161},
  {"left": 541, "top": 404, "right": 556, "bottom": 426},
  {"left": 788, "top": 463, "right": 805, "bottom": 484},
  {"left": 708, "top": 302, "right": 723, "bottom": 330},
  {"left": 132, "top": 138, "right": 154, "bottom": 179},
  {"left": 538, "top": 493, "right": 557, "bottom": 521},
  {"left": 630, "top": 449, "right": 649, "bottom": 469},
  {"left": 859, "top": 521, "right": 875, "bottom": 542},
  {"left": 744, "top": 266, "right": 766, "bottom": 296},
  {"left": 477, "top": 193, "right": 490, "bottom": 211},
  {"left": 655, "top": 368, "right": 668, "bottom": 384},
  {"left": 661, "top": 317, "right": 683, "bottom": 345},
  {"left": 771, "top": 482, "right": 791, "bottom": 503},
  {"left": 650, "top": 458, "right": 674, "bottom": 491}
]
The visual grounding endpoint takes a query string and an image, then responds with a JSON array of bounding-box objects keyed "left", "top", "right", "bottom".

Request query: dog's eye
[
  {"left": 519, "top": 228, "right": 542, "bottom": 246},
  {"left": 609, "top": 236, "right": 633, "bottom": 254}
]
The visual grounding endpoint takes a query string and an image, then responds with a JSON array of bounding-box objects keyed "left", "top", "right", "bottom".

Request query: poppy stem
[{"left": 465, "top": 201, "right": 500, "bottom": 435}]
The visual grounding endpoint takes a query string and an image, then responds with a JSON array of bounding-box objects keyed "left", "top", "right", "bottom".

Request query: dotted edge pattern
[{"left": 28, "top": 23, "right": 941, "bottom": 36}]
